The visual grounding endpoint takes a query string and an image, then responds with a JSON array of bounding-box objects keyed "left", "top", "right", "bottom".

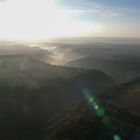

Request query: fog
[{"left": 0, "top": 37, "right": 140, "bottom": 65}]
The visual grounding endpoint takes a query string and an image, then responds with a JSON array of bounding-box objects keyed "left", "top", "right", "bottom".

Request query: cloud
[
  {"left": 56, "top": 0, "right": 122, "bottom": 17},
  {"left": 57, "top": 0, "right": 140, "bottom": 18}
]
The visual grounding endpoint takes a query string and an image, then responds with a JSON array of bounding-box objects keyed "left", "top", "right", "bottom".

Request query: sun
[{"left": 0, "top": 0, "right": 97, "bottom": 41}]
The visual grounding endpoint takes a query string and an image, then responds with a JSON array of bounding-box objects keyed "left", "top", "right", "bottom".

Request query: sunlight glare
[{"left": 0, "top": 0, "right": 96, "bottom": 41}]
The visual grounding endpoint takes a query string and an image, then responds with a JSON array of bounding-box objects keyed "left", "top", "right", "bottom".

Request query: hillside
[
  {"left": 0, "top": 55, "right": 84, "bottom": 87},
  {"left": 0, "top": 55, "right": 139, "bottom": 140},
  {"left": 0, "top": 55, "right": 115, "bottom": 140},
  {"left": 44, "top": 79, "right": 140, "bottom": 140},
  {"left": 102, "top": 78, "right": 140, "bottom": 116},
  {"left": 44, "top": 101, "right": 140, "bottom": 140},
  {"left": 66, "top": 56, "right": 140, "bottom": 82}
]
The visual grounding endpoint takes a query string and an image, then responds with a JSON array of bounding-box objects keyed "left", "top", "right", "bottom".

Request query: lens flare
[
  {"left": 81, "top": 88, "right": 122, "bottom": 140},
  {"left": 113, "top": 134, "right": 122, "bottom": 140},
  {"left": 82, "top": 88, "right": 105, "bottom": 117}
]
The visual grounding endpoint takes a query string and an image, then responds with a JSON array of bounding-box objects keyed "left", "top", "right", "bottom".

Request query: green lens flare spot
[
  {"left": 96, "top": 107, "right": 105, "bottom": 117},
  {"left": 94, "top": 105, "right": 99, "bottom": 110},
  {"left": 89, "top": 97, "right": 94, "bottom": 103},
  {"left": 113, "top": 134, "right": 121, "bottom": 140}
]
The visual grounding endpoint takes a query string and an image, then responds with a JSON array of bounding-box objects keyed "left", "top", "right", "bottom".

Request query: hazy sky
[
  {"left": 0, "top": 0, "right": 140, "bottom": 40},
  {"left": 58, "top": 0, "right": 140, "bottom": 37}
]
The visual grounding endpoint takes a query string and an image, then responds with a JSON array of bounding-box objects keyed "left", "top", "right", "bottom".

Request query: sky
[{"left": 0, "top": 0, "right": 140, "bottom": 40}]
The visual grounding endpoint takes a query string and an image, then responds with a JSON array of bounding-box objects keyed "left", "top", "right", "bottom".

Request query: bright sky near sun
[
  {"left": 0, "top": 0, "right": 97, "bottom": 40},
  {"left": 0, "top": 0, "right": 140, "bottom": 40}
]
